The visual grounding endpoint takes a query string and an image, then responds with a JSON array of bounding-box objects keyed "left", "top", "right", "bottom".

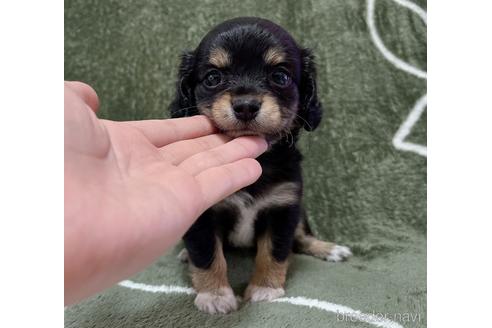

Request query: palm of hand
[
  {"left": 64, "top": 81, "right": 266, "bottom": 305},
  {"left": 65, "top": 81, "right": 265, "bottom": 257}
]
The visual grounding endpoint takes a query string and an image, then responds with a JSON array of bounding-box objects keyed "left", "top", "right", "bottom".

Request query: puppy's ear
[
  {"left": 169, "top": 50, "right": 198, "bottom": 118},
  {"left": 298, "top": 48, "right": 322, "bottom": 131}
]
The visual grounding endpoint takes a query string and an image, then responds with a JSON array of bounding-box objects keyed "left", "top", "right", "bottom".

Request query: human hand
[{"left": 64, "top": 81, "right": 266, "bottom": 305}]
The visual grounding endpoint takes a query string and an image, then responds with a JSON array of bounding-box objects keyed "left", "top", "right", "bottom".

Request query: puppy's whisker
[
  {"left": 280, "top": 128, "right": 294, "bottom": 148},
  {"left": 290, "top": 112, "right": 314, "bottom": 153},
  {"left": 278, "top": 129, "right": 285, "bottom": 143},
  {"left": 292, "top": 112, "right": 313, "bottom": 131},
  {"left": 175, "top": 105, "right": 198, "bottom": 111},
  {"left": 288, "top": 130, "right": 294, "bottom": 148},
  {"left": 172, "top": 105, "right": 198, "bottom": 115}
]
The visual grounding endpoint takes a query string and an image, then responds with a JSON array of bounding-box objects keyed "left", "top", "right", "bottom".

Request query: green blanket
[{"left": 65, "top": 0, "right": 427, "bottom": 327}]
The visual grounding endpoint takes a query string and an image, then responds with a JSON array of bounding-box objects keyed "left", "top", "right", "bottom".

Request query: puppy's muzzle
[{"left": 232, "top": 96, "right": 261, "bottom": 121}]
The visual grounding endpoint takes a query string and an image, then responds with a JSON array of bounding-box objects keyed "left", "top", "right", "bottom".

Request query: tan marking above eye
[
  {"left": 209, "top": 48, "right": 231, "bottom": 68},
  {"left": 264, "top": 47, "right": 286, "bottom": 66}
]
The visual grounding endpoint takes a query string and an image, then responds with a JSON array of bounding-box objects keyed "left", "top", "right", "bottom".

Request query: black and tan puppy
[{"left": 170, "top": 17, "right": 351, "bottom": 314}]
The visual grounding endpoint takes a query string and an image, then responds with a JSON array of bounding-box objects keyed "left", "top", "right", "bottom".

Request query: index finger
[{"left": 122, "top": 115, "right": 217, "bottom": 147}]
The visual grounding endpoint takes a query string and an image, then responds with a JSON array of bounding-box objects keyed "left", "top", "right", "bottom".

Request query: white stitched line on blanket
[
  {"left": 119, "top": 280, "right": 195, "bottom": 295},
  {"left": 392, "top": 95, "right": 427, "bottom": 157},
  {"left": 367, "top": 0, "right": 426, "bottom": 79},
  {"left": 391, "top": 0, "right": 426, "bottom": 23},
  {"left": 274, "top": 297, "right": 404, "bottom": 328},
  {"left": 367, "top": 0, "right": 427, "bottom": 157},
  {"left": 118, "top": 280, "right": 404, "bottom": 328}
]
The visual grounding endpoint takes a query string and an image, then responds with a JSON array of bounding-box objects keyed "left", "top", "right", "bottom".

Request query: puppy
[{"left": 169, "top": 17, "right": 351, "bottom": 314}]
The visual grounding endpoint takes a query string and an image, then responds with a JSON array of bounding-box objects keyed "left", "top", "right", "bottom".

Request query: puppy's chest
[{"left": 213, "top": 182, "right": 300, "bottom": 247}]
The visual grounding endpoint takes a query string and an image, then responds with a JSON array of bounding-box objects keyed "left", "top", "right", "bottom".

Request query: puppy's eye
[
  {"left": 270, "top": 70, "right": 291, "bottom": 87},
  {"left": 203, "top": 70, "right": 222, "bottom": 88}
]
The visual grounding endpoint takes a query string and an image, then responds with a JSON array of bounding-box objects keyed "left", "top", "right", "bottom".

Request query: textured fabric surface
[{"left": 65, "top": 0, "right": 427, "bottom": 327}]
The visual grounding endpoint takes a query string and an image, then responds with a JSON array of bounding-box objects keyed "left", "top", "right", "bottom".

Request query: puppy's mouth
[
  {"left": 222, "top": 129, "right": 262, "bottom": 137},
  {"left": 199, "top": 92, "right": 290, "bottom": 141},
  {"left": 215, "top": 118, "right": 266, "bottom": 138},
  {"left": 213, "top": 119, "right": 284, "bottom": 145},
  {"left": 211, "top": 111, "right": 280, "bottom": 141}
]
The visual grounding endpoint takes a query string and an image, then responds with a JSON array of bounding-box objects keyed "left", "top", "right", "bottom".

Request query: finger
[
  {"left": 65, "top": 81, "right": 100, "bottom": 113},
  {"left": 195, "top": 158, "right": 262, "bottom": 210},
  {"left": 122, "top": 115, "right": 217, "bottom": 147},
  {"left": 159, "top": 133, "right": 231, "bottom": 165},
  {"left": 179, "top": 136, "right": 267, "bottom": 176}
]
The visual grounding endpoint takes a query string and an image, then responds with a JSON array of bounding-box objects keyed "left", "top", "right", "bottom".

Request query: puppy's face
[
  {"left": 171, "top": 18, "right": 322, "bottom": 141},
  {"left": 194, "top": 39, "right": 301, "bottom": 139}
]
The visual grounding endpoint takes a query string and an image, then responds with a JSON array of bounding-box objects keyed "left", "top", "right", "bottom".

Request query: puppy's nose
[{"left": 232, "top": 97, "right": 261, "bottom": 121}]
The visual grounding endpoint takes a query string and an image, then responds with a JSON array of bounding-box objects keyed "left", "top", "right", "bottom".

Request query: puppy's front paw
[
  {"left": 244, "top": 285, "right": 285, "bottom": 302},
  {"left": 194, "top": 287, "right": 238, "bottom": 314},
  {"left": 326, "top": 245, "right": 352, "bottom": 262}
]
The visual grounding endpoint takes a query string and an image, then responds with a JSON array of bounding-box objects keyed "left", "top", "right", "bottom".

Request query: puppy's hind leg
[{"left": 293, "top": 214, "right": 352, "bottom": 262}]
